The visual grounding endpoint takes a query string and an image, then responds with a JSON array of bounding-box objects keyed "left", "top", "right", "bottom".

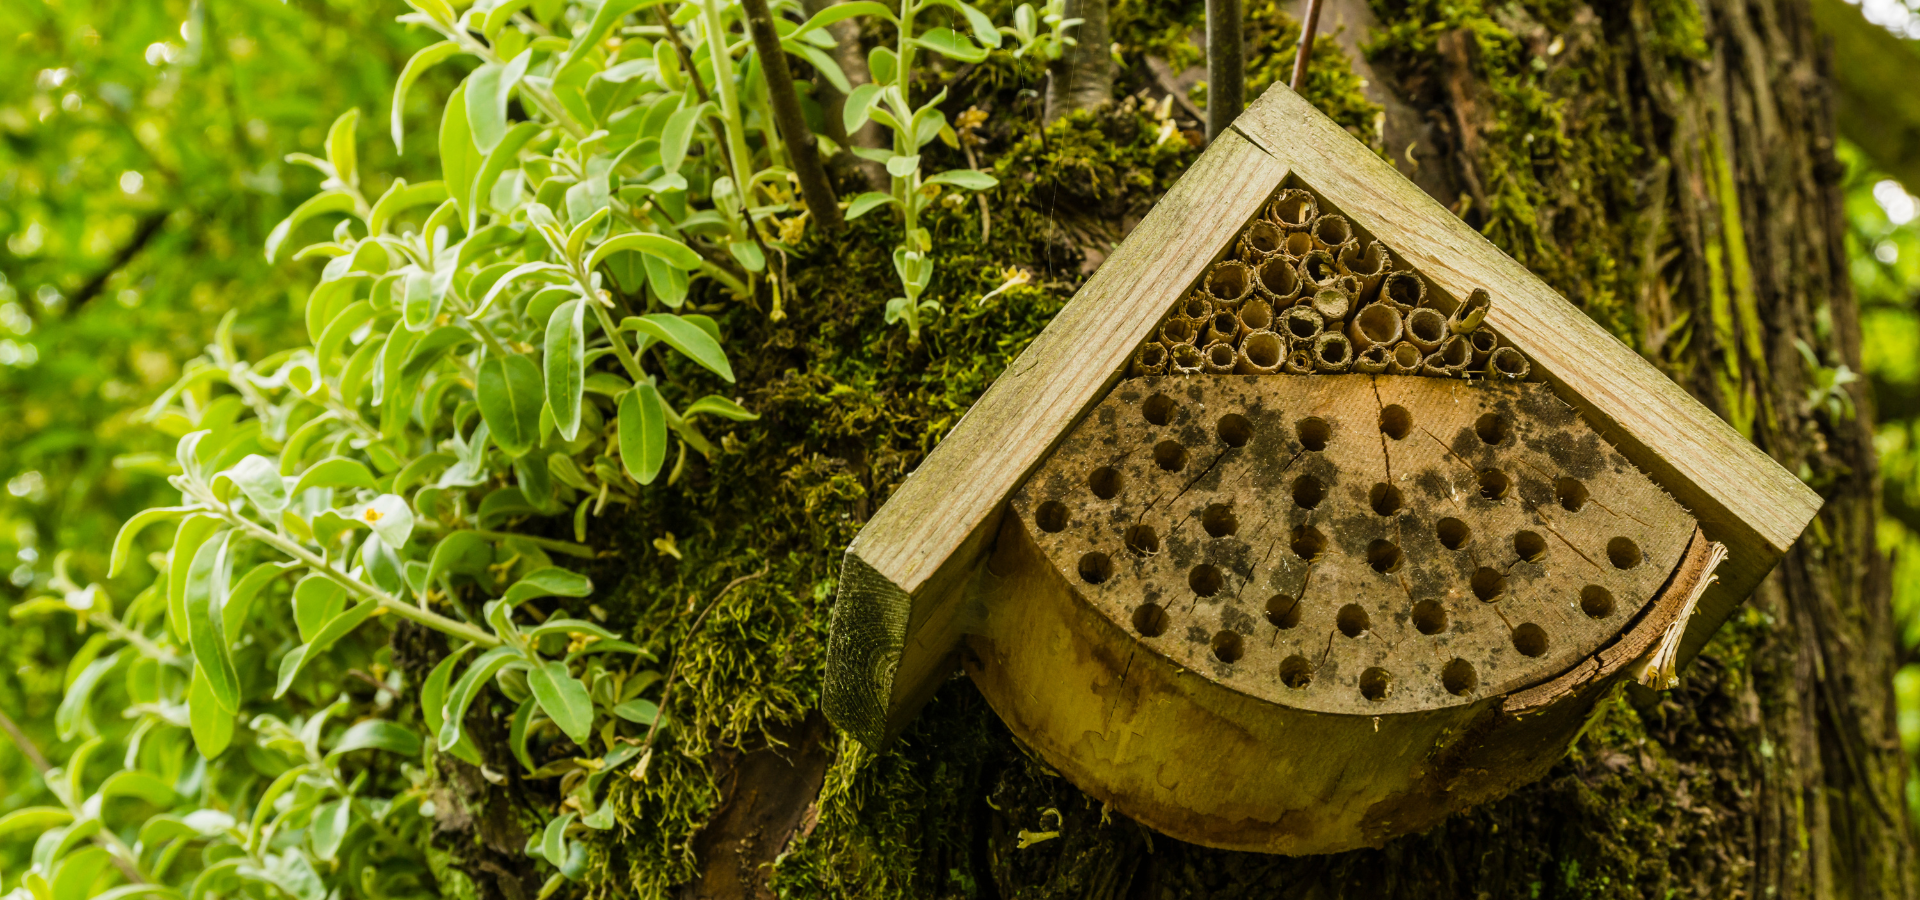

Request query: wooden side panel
[
  {"left": 1228, "top": 85, "right": 1822, "bottom": 667},
  {"left": 823, "top": 132, "right": 1289, "bottom": 748}
]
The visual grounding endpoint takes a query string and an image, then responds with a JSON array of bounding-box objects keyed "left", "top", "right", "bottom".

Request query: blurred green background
[{"left": 5, "top": 0, "right": 1920, "bottom": 832}]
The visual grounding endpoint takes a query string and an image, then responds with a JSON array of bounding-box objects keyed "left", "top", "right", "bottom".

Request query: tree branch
[{"left": 69, "top": 211, "right": 170, "bottom": 311}]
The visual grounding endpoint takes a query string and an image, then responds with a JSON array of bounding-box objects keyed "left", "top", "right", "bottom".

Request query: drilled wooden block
[{"left": 1010, "top": 374, "right": 1695, "bottom": 716}]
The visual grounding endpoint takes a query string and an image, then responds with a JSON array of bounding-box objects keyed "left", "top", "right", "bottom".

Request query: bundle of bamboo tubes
[{"left": 1134, "top": 187, "right": 1530, "bottom": 383}]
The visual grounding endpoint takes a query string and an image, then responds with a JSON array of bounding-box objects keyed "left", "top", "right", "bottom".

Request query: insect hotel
[{"left": 822, "top": 86, "right": 1824, "bottom": 854}]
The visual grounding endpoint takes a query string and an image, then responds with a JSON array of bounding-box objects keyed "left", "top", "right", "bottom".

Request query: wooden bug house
[{"left": 822, "top": 86, "right": 1823, "bottom": 854}]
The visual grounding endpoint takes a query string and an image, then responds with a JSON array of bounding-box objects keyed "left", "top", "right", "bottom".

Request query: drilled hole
[
  {"left": 1124, "top": 524, "right": 1159, "bottom": 556},
  {"left": 1265, "top": 595, "right": 1302, "bottom": 629},
  {"left": 1581, "top": 585, "right": 1616, "bottom": 619},
  {"left": 1512, "top": 623, "right": 1549, "bottom": 657},
  {"left": 1360, "top": 667, "right": 1393, "bottom": 702},
  {"left": 1290, "top": 525, "right": 1327, "bottom": 561},
  {"left": 1442, "top": 659, "right": 1477, "bottom": 696},
  {"left": 1379, "top": 405, "right": 1412, "bottom": 440},
  {"left": 1033, "top": 501, "right": 1070, "bottom": 534},
  {"left": 1291, "top": 475, "right": 1325, "bottom": 510},
  {"left": 1369, "top": 483, "right": 1404, "bottom": 516},
  {"left": 1280, "top": 655, "right": 1314, "bottom": 689},
  {"left": 1217, "top": 414, "right": 1252, "bottom": 448},
  {"left": 1513, "top": 530, "right": 1547, "bottom": 563},
  {"left": 1211, "top": 631, "right": 1245, "bottom": 663},
  {"left": 1437, "top": 517, "right": 1472, "bottom": 550},
  {"left": 1153, "top": 441, "right": 1187, "bottom": 472},
  {"left": 1296, "top": 417, "right": 1330, "bottom": 451},
  {"left": 1089, "top": 466, "right": 1122, "bottom": 499},
  {"left": 1336, "top": 603, "right": 1371, "bottom": 637},
  {"left": 1366, "top": 540, "right": 1403, "bottom": 574},
  {"left": 1078, "top": 552, "right": 1113, "bottom": 584},
  {"left": 1607, "top": 537, "right": 1643, "bottom": 569},
  {"left": 1411, "top": 599, "right": 1448, "bottom": 635},
  {"left": 1201, "top": 504, "right": 1238, "bottom": 538},
  {"left": 1132, "top": 603, "right": 1169, "bottom": 637},
  {"left": 1188, "top": 564, "right": 1223, "bottom": 597},
  {"left": 1556, "top": 477, "right": 1590, "bottom": 513},
  {"left": 1477, "top": 469, "right": 1511, "bottom": 501},
  {"left": 1475, "top": 413, "right": 1509, "bottom": 446},
  {"left": 1142, "top": 393, "right": 1176, "bottom": 426},
  {"left": 1471, "top": 567, "right": 1506, "bottom": 602}
]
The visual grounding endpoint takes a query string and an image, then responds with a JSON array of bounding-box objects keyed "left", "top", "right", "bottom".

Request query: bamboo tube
[
  {"left": 1336, "top": 240, "right": 1391, "bottom": 302},
  {"left": 1335, "top": 274, "right": 1364, "bottom": 299},
  {"left": 1347, "top": 302, "right": 1403, "bottom": 350},
  {"left": 1353, "top": 344, "right": 1389, "bottom": 374},
  {"left": 1386, "top": 341, "right": 1423, "bottom": 374},
  {"left": 1299, "top": 250, "right": 1341, "bottom": 291},
  {"left": 1487, "top": 346, "right": 1530, "bottom": 382},
  {"left": 1380, "top": 271, "right": 1426, "bottom": 312},
  {"left": 1282, "top": 347, "right": 1315, "bottom": 374},
  {"left": 1468, "top": 326, "right": 1499, "bottom": 367},
  {"left": 1279, "top": 305, "right": 1324, "bottom": 344},
  {"left": 1159, "top": 315, "right": 1199, "bottom": 348},
  {"left": 1403, "top": 307, "right": 1448, "bottom": 352},
  {"left": 1450, "top": 287, "right": 1490, "bottom": 333},
  {"left": 1235, "top": 330, "right": 1285, "bottom": 374},
  {"left": 1181, "top": 294, "right": 1213, "bottom": 321},
  {"left": 1132, "top": 342, "right": 1169, "bottom": 376},
  {"left": 1255, "top": 257, "right": 1305, "bottom": 307},
  {"left": 1310, "top": 332, "right": 1354, "bottom": 373},
  {"left": 1169, "top": 342, "right": 1204, "bottom": 374},
  {"left": 1282, "top": 231, "right": 1315, "bottom": 260},
  {"left": 1421, "top": 335, "right": 1471, "bottom": 376},
  {"left": 1238, "top": 298, "right": 1275, "bottom": 335},
  {"left": 1240, "top": 220, "right": 1285, "bottom": 261},
  {"left": 1201, "top": 341, "right": 1239, "bottom": 374},
  {"left": 1204, "top": 310, "right": 1242, "bottom": 346},
  {"left": 1267, "top": 188, "right": 1318, "bottom": 232},
  {"left": 1205, "top": 259, "right": 1255, "bottom": 306},
  {"left": 1309, "top": 214, "right": 1353, "bottom": 251},
  {"left": 1309, "top": 287, "right": 1351, "bottom": 323}
]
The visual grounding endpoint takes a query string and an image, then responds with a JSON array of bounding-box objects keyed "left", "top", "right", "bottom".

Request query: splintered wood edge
[
  {"left": 823, "top": 131, "right": 1289, "bottom": 748},
  {"left": 1228, "top": 85, "right": 1822, "bottom": 671}
]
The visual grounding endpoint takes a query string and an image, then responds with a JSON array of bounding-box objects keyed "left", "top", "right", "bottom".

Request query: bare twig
[
  {"left": 740, "top": 0, "right": 842, "bottom": 231},
  {"left": 1290, "top": 0, "right": 1324, "bottom": 92}
]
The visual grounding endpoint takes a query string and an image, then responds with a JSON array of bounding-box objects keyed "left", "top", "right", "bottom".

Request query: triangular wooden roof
[{"left": 823, "top": 84, "right": 1822, "bottom": 750}]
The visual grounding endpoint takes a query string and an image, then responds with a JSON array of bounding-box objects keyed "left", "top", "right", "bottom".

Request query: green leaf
[
  {"left": 845, "top": 191, "right": 896, "bottom": 220},
  {"left": 502, "top": 567, "right": 593, "bottom": 606},
  {"left": 246, "top": 764, "right": 313, "bottom": 852},
  {"left": 428, "top": 530, "right": 496, "bottom": 590},
  {"left": 587, "top": 232, "right": 701, "bottom": 271},
  {"left": 309, "top": 800, "right": 350, "bottom": 862},
  {"left": 442, "top": 83, "right": 482, "bottom": 216},
  {"left": 469, "top": 120, "right": 543, "bottom": 223},
  {"left": 99, "top": 770, "right": 179, "bottom": 806},
  {"left": 439, "top": 646, "right": 522, "bottom": 748},
  {"left": 226, "top": 454, "right": 290, "bottom": 514},
  {"left": 224, "top": 561, "right": 296, "bottom": 639},
  {"left": 479, "top": 354, "right": 544, "bottom": 458},
  {"left": 843, "top": 82, "right": 883, "bottom": 133},
  {"left": 465, "top": 50, "right": 531, "bottom": 154},
  {"left": 292, "top": 575, "right": 349, "bottom": 642},
  {"left": 326, "top": 108, "right": 360, "bottom": 188},
  {"left": 51, "top": 846, "right": 113, "bottom": 900},
  {"left": 109, "top": 506, "right": 190, "bottom": 577},
  {"left": 358, "top": 494, "right": 415, "bottom": 548},
  {"left": 792, "top": 1, "right": 895, "bottom": 40},
  {"left": 184, "top": 531, "right": 240, "bottom": 712},
  {"left": 265, "top": 190, "right": 357, "bottom": 263},
  {"left": 619, "top": 384, "right": 668, "bottom": 485},
  {"left": 911, "top": 28, "right": 988, "bottom": 62},
  {"left": 368, "top": 178, "right": 451, "bottom": 236},
  {"left": 401, "top": 324, "right": 478, "bottom": 376},
  {"left": 659, "top": 103, "right": 706, "bottom": 174},
  {"left": 0, "top": 808, "right": 73, "bottom": 839},
  {"left": 166, "top": 514, "right": 222, "bottom": 644},
  {"left": 540, "top": 812, "right": 576, "bottom": 867},
  {"left": 274, "top": 601, "right": 379, "bottom": 698},
  {"left": 393, "top": 41, "right": 464, "bottom": 153},
  {"left": 612, "top": 698, "right": 658, "bottom": 725},
  {"left": 290, "top": 456, "right": 378, "bottom": 495},
  {"left": 329, "top": 720, "right": 422, "bottom": 757},
  {"left": 527, "top": 660, "right": 594, "bottom": 746},
  {"left": 622, "top": 313, "right": 733, "bottom": 381},
  {"left": 868, "top": 45, "right": 898, "bottom": 84},
  {"left": 886, "top": 153, "right": 922, "bottom": 178},
  {"left": 682, "top": 394, "right": 760, "bottom": 421},
  {"left": 476, "top": 262, "right": 568, "bottom": 313},
  {"left": 926, "top": 168, "right": 998, "bottom": 190},
  {"left": 546, "top": 299, "right": 587, "bottom": 441},
  {"left": 561, "top": 0, "right": 671, "bottom": 73},
  {"left": 188, "top": 668, "right": 235, "bottom": 757},
  {"left": 509, "top": 696, "right": 540, "bottom": 772},
  {"left": 925, "top": 0, "right": 1002, "bottom": 48},
  {"left": 644, "top": 254, "right": 690, "bottom": 307},
  {"left": 422, "top": 644, "right": 475, "bottom": 739}
]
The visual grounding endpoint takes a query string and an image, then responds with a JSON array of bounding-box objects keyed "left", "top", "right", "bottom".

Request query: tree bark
[
  {"left": 740, "top": 0, "right": 842, "bottom": 230},
  {"left": 800, "top": 0, "right": 888, "bottom": 190},
  {"left": 1044, "top": 0, "right": 1113, "bottom": 123}
]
